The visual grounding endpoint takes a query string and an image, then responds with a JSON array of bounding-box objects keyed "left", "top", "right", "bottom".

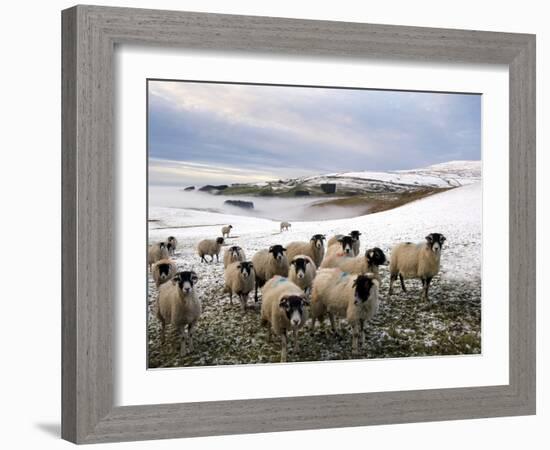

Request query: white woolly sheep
[
  {"left": 251, "top": 245, "right": 289, "bottom": 302},
  {"left": 327, "top": 231, "right": 361, "bottom": 256},
  {"left": 224, "top": 261, "right": 256, "bottom": 311},
  {"left": 288, "top": 255, "right": 317, "bottom": 294},
  {"left": 221, "top": 225, "right": 233, "bottom": 238},
  {"left": 166, "top": 236, "right": 178, "bottom": 255},
  {"left": 197, "top": 237, "right": 225, "bottom": 263},
  {"left": 260, "top": 276, "right": 309, "bottom": 362},
  {"left": 285, "top": 234, "right": 326, "bottom": 268},
  {"left": 223, "top": 245, "right": 246, "bottom": 268},
  {"left": 388, "top": 233, "right": 446, "bottom": 301},
  {"left": 322, "top": 247, "right": 387, "bottom": 280},
  {"left": 151, "top": 258, "right": 177, "bottom": 288},
  {"left": 280, "top": 221, "right": 291, "bottom": 232},
  {"left": 156, "top": 271, "right": 201, "bottom": 355},
  {"left": 148, "top": 242, "right": 169, "bottom": 270},
  {"left": 310, "top": 269, "right": 380, "bottom": 355}
]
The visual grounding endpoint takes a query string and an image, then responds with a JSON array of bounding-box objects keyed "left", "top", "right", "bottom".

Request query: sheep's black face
[
  {"left": 229, "top": 246, "right": 242, "bottom": 259},
  {"left": 349, "top": 230, "right": 362, "bottom": 240},
  {"left": 216, "top": 237, "right": 225, "bottom": 245},
  {"left": 279, "top": 295, "right": 308, "bottom": 327},
  {"left": 269, "top": 245, "right": 286, "bottom": 262},
  {"left": 338, "top": 235, "right": 354, "bottom": 255},
  {"left": 174, "top": 271, "right": 198, "bottom": 293},
  {"left": 166, "top": 242, "right": 173, "bottom": 253},
  {"left": 167, "top": 236, "right": 176, "bottom": 243},
  {"left": 425, "top": 233, "right": 446, "bottom": 253},
  {"left": 238, "top": 261, "right": 254, "bottom": 278},
  {"left": 366, "top": 247, "right": 387, "bottom": 266},
  {"left": 291, "top": 257, "right": 308, "bottom": 279},
  {"left": 311, "top": 234, "right": 326, "bottom": 249},
  {"left": 157, "top": 262, "right": 172, "bottom": 280},
  {"left": 353, "top": 275, "right": 374, "bottom": 304}
]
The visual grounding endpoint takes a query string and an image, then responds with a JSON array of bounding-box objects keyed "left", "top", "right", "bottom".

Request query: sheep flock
[{"left": 148, "top": 216, "right": 481, "bottom": 367}]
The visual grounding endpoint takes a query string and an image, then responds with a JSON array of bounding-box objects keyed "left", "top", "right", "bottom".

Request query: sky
[{"left": 148, "top": 80, "right": 481, "bottom": 186}]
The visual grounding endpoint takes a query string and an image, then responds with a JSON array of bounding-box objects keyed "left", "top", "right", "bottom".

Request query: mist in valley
[{"left": 149, "top": 185, "right": 368, "bottom": 221}]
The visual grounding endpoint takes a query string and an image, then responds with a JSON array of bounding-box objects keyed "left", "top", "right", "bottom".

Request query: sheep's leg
[
  {"left": 216, "top": 254, "right": 220, "bottom": 263},
  {"left": 422, "top": 277, "right": 433, "bottom": 301},
  {"left": 179, "top": 327, "right": 187, "bottom": 356},
  {"left": 328, "top": 312, "right": 337, "bottom": 334},
  {"left": 389, "top": 273, "right": 397, "bottom": 295},
  {"left": 254, "top": 281, "right": 259, "bottom": 302},
  {"left": 228, "top": 290, "right": 233, "bottom": 305},
  {"left": 280, "top": 332, "right": 288, "bottom": 363},
  {"left": 239, "top": 294, "right": 247, "bottom": 312},
  {"left": 159, "top": 318, "right": 166, "bottom": 345},
  {"left": 310, "top": 317, "right": 316, "bottom": 332},
  {"left": 360, "top": 319, "right": 366, "bottom": 348},
  {"left": 293, "top": 329, "right": 299, "bottom": 353},
  {"left": 352, "top": 323, "right": 360, "bottom": 355},
  {"left": 187, "top": 323, "right": 196, "bottom": 352},
  {"left": 399, "top": 274, "right": 407, "bottom": 292}
]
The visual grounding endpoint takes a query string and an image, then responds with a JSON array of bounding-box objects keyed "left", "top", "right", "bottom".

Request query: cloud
[{"left": 148, "top": 80, "right": 481, "bottom": 185}]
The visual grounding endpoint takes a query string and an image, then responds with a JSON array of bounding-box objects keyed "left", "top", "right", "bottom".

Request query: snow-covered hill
[
  {"left": 223, "top": 160, "right": 481, "bottom": 196},
  {"left": 148, "top": 182, "right": 481, "bottom": 367}
]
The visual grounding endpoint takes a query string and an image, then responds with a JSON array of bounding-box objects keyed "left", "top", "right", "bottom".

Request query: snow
[
  {"left": 150, "top": 181, "right": 481, "bottom": 286},
  {"left": 325, "top": 160, "right": 481, "bottom": 189}
]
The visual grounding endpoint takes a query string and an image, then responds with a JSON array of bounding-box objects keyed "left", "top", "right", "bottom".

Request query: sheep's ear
[
  {"left": 425, "top": 234, "right": 433, "bottom": 242},
  {"left": 302, "top": 297, "right": 310, "bottom": 306},
  {"left": 282, "top": 247, "right": 287, "bottom": 252},
  {"left": 441, "top": 235, "right": 447, "bottom": 242},
  {"left": 268, "top": 246, "right": 274, "bottom": 253},
  {"left": 171, "top": 275, "right": 180, "bottom": 285},
  {"left": 190, "top": 272, "right": 199, "bottom": 283},
  {"left": 279, "top": 297, "right": 289, "bottom": 308}
]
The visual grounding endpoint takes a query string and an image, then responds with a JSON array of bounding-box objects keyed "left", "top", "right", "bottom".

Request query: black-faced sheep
[
  {"left": 280, "top": 221, "right": 291, "bottom": 232},
  {"left": 310, "top": 268, "right": 380, "bottom": 355},
  {"left": 260, "top": 276, "right": 309, "bottom": 362},
  {"left": 156, "top": 271, "right": 201, "bottom": 355},
  {"left": 148, "top": 242, "right": 169, "bottom": 270},
  {"left": 288, "top": 255, "right": 317, "bottom": 294},
  {"left": 251, "top": 245, "right": 289, "bottom": 302},
  {"left": 327, "top": 231, "right": 361, "bottom": 256},
  {"left": 223, "top": 245, "right": 246, "bottom": 268},
  {"left": 224, "top": 261, "right": 256, "bottom": 311},
  {"left": 197, "top": 237, "right": 224, "bottom": 263},
  {"left": 221, "top": 225, "right": 233, "bottom": 238},
  {"left": 285, "top": 234, "right": 326, "bottom": 268},
  {"left": 322, "top": 247, "right": 387, "bottom": 280},
  {"left": 151, "top": 258, "right": 177, "bottom": 287},
  {"left": 166, "top": 236, "right": 178, "bottom": 255},
  {"left": 324, "top": 235, "right": 355, "bottom": 260},
  {"left": 388, "top": 233, "right": 446, "bottom": 301}
]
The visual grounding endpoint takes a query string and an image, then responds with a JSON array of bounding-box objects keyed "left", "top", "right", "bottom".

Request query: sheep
[
  {"left": 223, "top": 245, "right": 246, "bottom": 268},
  {"left": 260, "top": 276, "right": 309, "bottom": 362},
  {"left": 223, "top": 261, "right": 256, "bottom": 311},
  {"left": 310, "top": 268, "right": 380, "bottom": 355},
  {"left": 166, "top": 236, "right": 178, "bottom": 255},
  {"left": 197, "top": 237, "right": 224, "bottom": 263},
  {"left": 285, "top": 234, "right": 326, "bottom": 268},
  {"left": 156, "top": 271, "right": 201, "bottom": 356},
  {"left": 324, "top": 235, "right": 355, "bottom": 260},
  {"left": 280, "top": 221, "right": 291, "bottom": 232},
  {"left": 322, "top": 247, "right": 387, "bottom": 281},
  {"left": 388, "top": 233, "right": 446, "bottom": 301},
  {"left": 221, "top": 225, "right": 233, "bottom": 238},
  {"left": 148, "top": 242, "right": 169, "bottom": 270},
  {"left": 151, "top": 258, "right": 177, "bottom": 287},
  {"left": 251, "top": 245, "right": 289, "bottom": 302},
  {"left": 288, "top": 255, "right": 317, "bottom": 294},
  {"left": 327, "top": 230, "right": 362, "bottom": 256}
]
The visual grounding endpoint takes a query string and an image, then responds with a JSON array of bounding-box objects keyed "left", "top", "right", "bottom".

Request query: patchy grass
[{"left": 147, "top": 267, "right": 481, "bottom": 368}]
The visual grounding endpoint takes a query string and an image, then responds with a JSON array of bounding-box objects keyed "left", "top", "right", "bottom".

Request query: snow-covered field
[{"left": 148, "top": 182, "right": 481, "bottom": 367}]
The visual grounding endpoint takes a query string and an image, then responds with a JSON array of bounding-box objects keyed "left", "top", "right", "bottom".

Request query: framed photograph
[{"left": 62, "top": 5, "right": 536, "bottom": 444}]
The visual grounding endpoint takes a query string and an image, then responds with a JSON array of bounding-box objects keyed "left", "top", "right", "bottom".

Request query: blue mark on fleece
[{"left": 274, "top": 276, "right": 288, "bottom": 285}]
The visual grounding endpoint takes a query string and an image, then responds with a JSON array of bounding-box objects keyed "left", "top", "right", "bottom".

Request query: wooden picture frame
[{"left": 61, "top": 5, "right": 536, "bottom": 444}]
